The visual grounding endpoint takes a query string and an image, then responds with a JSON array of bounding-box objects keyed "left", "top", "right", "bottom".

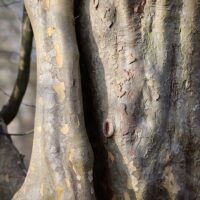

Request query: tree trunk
[
  {"left": 13, "top": 1, "right": 94, "bottom": 199},
  {"left": 15, "top": 0, "right": 200, "bottom": 199}
]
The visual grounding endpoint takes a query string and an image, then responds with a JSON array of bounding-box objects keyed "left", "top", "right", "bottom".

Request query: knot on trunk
[{"left": 103, "top": 119, "right": 115, "bottom": 138}]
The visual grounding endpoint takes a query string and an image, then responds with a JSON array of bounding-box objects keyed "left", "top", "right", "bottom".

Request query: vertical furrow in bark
[
  {"left": 180, "top": 0, "right": 200, "bottom": 199},
  {"left": 162, "top": 1, "right": 190, "bottom": 199},
  {"left": 141, "top": 0, "right": 196, "bottom": 198},
  {"left": 141, "top": 0, "right": 171, "bottom": 198},
  {"left": 77, "top": 0, "right": 145, "bottom": 199},
  {"left": 19, "top": 0, "right": 200, "bottom": 199},
  {"left": 106, "top": 1, "right": 145, "bottom": 199},
  {"left": 77, "top": 0, "right": 200, "bottom": 199},
  {"left": 75, "top": 0, "right": 113, "bottom": 198},
  {"left": 13, "top": 1, "right": 95, "bottom": 200}
]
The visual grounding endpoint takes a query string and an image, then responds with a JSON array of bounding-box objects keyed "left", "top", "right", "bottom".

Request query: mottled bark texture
[
  {"left": 76, "top": 0, "right": 200, "bottom": 199},
  {"left": 14, "top": 0, "right": 200, "bottom": 199},
  {"left": 13, "top": 0, "right": 94, "bottom": 199}
]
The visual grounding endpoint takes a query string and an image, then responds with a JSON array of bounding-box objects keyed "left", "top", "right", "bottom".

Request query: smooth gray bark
[{"left": 14, "top": 1, "right": 94, "bottom": 199}]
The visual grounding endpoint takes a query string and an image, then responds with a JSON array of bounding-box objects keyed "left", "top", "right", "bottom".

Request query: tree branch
[
  {"left": 0, "top": 0, "right": 21, "bottom": 7},
  {"left": 0, "top": 87, "right": 35, "bottom": 108},
  {"left": 0, "top": 6, "right": 33, "bottom": 124}
]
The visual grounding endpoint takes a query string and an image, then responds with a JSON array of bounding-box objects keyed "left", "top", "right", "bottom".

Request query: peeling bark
[
  {"left": 0, "top": 7, "right": 32, "bottom": 200},
  {"left": 76, "top": 0, "right": 200, "bottom": 199},
  {"left": 11, "top": 0, "right": 200, "bottom": 199},
  {"left": 13, "top": 1, "right": 94, "bottom": 199}
]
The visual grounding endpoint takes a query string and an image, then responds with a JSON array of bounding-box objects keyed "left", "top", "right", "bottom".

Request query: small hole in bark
[{"left": 103, "top": 119, "right": 114, "bottom": 138}]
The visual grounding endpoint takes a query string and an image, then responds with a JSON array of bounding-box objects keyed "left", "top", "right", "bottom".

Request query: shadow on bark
[
  {"left": 75, "top": 1, "right": 113, "bottom": 199},
  {"left": 75, "top": 0, "right": 138, "bottom": 199},
  {"left": 75, "top": 0, "right": 199, "bottom": 199}
]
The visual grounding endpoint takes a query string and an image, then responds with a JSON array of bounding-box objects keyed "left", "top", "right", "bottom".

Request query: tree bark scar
[
  {"left": 103, "top": 119, "right": 115, "bottom": 138},
  {"left": 93, "top": 0, "right": 99, "bottom": 9},
  {"left": 41, "top": 0, "right": 50, "bottom": 10}
]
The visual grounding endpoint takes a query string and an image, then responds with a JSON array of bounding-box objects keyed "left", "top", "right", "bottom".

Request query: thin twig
[
  {"left": 0, "top": 0, "right": 21, "bottom": 7},
  {"left": 1, "top": 129, "right": 34, "bottom": 136},
  {"left": 0, "top": 87, "right": 35, "bottom": 108}
]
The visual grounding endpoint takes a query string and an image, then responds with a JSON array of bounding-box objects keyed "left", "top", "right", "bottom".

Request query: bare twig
[
  {"left": 0, "top": 87, "right": 35, "bottom": 108},
  {"left": 0, "top": 0, "right": 21, "bottom": 7},
  {"left": 1, "top": 129, "right": 34, "bottom": 136}
]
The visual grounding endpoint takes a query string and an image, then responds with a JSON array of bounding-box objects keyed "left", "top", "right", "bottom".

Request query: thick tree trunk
[
  {"left": 76, "top": 0, "right": 200, "bottom": 199},
  {"left": 13, "top": 1, "right": 94, "bottom": 199},
  {"left": 14, "top": 0, "right": 200, "bottom": 199}
]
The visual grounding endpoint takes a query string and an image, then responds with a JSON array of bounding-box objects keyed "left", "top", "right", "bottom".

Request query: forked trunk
[{"left": 14, "top": 0, "right": 200, "bottom": 199}]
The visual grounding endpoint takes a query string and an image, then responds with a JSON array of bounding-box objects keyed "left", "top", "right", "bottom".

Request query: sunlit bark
[
  {"left": 14, "top": 0, "right": 200, "bottom": 199},
  {"left": 77, "top": 0, "right": 200, "bottom": 199},
  {"left": 13, "top": 1, "right": 94, "bottom": 199}
]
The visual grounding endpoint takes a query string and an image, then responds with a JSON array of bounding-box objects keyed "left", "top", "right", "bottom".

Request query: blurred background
[{"left": 0, "top": 0, "right": 36, "bottom": 167}]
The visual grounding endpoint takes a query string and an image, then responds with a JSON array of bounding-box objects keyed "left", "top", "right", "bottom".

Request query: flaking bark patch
[
  {"left": 14, "top": 1, "right": 95, "bottom": 199},
  {"left": 42, "top": 0, "right": 50, "bottom": 10},
  {"left": 53, "top": 82, "right": 65, "bottom": 103},
  {"left": 54, "top": 44, "right": 63, "bottom": 68},
  {"left": 47, "top": 27, "right": 55, "bottom": 37},
  {"left": 60, "top": 124, "right": 69, "bottom": 135}
]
